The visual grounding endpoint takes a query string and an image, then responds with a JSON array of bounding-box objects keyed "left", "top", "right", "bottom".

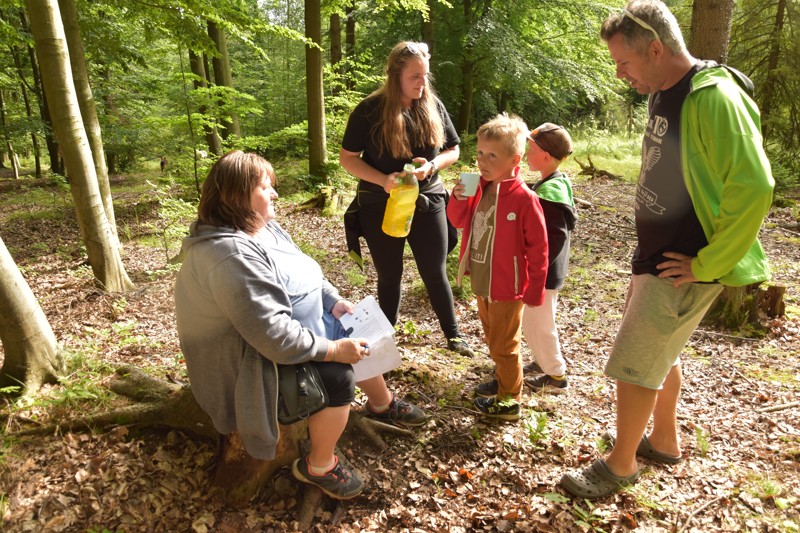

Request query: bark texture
[{"left": 0, "top": 237, "right": 62, "bottom": 393}]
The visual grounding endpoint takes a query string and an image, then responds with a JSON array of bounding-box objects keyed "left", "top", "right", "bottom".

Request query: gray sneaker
[
  {"left": 447, "top": 337, "right": 475, "bottom": 357},
  {"left": 364, "top": 395, "right": 428, "bottom": 427},
  {"left": 525, "top": 374, "right": 568, "bottom": 394},
  {"left": 292, "top": 455, "right": 364, "bottom": 500}
]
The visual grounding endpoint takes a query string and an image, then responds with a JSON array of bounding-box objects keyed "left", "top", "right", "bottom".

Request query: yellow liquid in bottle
[{"left": 382, "top": 170, "right": 419, "bottom": 237}]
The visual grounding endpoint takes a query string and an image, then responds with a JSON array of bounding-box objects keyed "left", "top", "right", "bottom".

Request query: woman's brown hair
[
  {"left": 371, "top": 41, "right": 445, "bottom": 159},
  {"left": 198, "top": 150, "right": 275, "bottom": 234}
]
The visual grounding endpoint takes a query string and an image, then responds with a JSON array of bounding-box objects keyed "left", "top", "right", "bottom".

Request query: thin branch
[
  {"left": 677, "top": 495, "right": 726, "bottom": 533},
  {"left": 757, "top": 401, "right": 799, "bottom": 413},
  {"left": 693, "top": 329, "right": 761, "bottom": 342}
]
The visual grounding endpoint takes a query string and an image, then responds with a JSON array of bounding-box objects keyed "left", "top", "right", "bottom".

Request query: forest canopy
[{"left": 0, "top": 0, "right": 797, "bottom": 188}]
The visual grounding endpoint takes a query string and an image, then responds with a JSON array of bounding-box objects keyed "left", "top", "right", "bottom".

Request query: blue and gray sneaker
[
  {"left": 292, "top": 455, "right": 364, "bottom": 500},
  {"left": 364, "top": 394, "right": 428, "bottom": 427}
]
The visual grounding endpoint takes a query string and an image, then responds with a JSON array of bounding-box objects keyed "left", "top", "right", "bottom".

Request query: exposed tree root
[{"left": 8, "top": 364, "right": 402, "bottom": 525}]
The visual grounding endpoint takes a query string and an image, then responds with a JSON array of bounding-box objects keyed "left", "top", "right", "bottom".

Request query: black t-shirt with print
[
  {"left": 341, "top": 94, "right": 460, "bottom": 196},
  {"left": 632, "top": 64, "right": 708, "bottom": 276}
]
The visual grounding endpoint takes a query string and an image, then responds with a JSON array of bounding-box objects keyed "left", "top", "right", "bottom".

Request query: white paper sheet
[{"left": 339, "top": 296, "right": 403, "bottom": 381}]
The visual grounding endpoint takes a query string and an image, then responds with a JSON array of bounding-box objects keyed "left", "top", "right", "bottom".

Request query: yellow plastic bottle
[{"left": 382, "top": 163, "right": 420, "bottom": 238}]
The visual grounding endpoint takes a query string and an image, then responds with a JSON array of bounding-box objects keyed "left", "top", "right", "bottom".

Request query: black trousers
[{"left": 357, "top": 193, "right": 460, "bottom": 339}]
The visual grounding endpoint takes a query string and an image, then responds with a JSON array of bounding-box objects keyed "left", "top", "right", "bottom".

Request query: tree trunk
[
  {"left": 457, "top": 59, "right": 476, "bottom": 134},
  {"left": 25, "top": 0, "right": 134, "bottom": 293},
  {"left": 0, "top": 91, "right": 20, "bottom": 180},
  {"left": 0, "top": 237, "right": 63, "bottom": 394},
  {"left": 10, "top": 46, "right": 43, "bottom": 179},
  {"left": 455, "top": 0, "right": 492, "bottom": 134},
  {"left": 423, "top": 0, "right": 434, "bottom": 50},
  {"left": 688, "top": 0, "right": 734, "bottom": 63},
  {"left": 758, "top": 0, "right": 786, "bottom": 141},
  {"left": 305, "top": 0, "right": 327, "bottom": 179},
  {"left": 189, "top": 49, "right": 222, "bottom": 156},
  {"left": 21, "top": 10, "right": 61, "bottom": 176},
  {"left": 345, "top": 2, "right": 355, "bottom": 91},
  {"left": 58, "top": 0, "right": 118, "bottom": 246},
  {"left": 330, "top": 12, "right": 342, "bottom": 97},
  {"left": 704, "top": 284, "right": 761, "bottom": 330},
  {"left": 207, "top": 20, "right": 240, "bottom": 140}
]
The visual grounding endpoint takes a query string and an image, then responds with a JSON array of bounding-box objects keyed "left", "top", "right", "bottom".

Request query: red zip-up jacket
[{"left": 447, "top": 169, "right": 548, "bottom": 306}]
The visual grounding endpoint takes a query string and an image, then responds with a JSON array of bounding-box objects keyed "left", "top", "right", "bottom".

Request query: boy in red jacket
[{"left": 447, "top": 113, "right": 548, "bottom": 420}]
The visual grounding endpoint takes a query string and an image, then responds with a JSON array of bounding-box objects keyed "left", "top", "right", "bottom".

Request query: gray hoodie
[{"left": 174, "top": 220, "right": 340, "bottom": 459}]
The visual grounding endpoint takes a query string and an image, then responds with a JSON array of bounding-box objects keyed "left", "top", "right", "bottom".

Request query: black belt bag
[{"left": 277, "top": 363, "right": 329, "bottom": 425}]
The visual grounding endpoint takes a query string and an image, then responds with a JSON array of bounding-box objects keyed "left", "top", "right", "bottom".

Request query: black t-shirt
[
  {"left": 341, "top": 94, "right": 460, "bottom": 196},
  {"left": 632, "top": 64, "right": 708, "bottom": 276}
]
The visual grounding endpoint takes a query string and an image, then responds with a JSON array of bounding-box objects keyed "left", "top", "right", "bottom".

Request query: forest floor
[{"left": 1, "top": 168, "right": 799, "bottom": 532}]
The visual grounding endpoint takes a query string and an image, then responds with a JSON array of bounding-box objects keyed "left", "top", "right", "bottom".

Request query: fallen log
[{"left": 574, "top": 155, "right": 624, "bottom": 180}]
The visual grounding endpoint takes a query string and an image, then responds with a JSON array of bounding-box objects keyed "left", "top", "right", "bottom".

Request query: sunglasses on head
[
  {"left": 622, "top": 9, "right": 660, "bottom": 42},
  {"left": 404, "top": 42, "right": 429, "bottom": 56}
]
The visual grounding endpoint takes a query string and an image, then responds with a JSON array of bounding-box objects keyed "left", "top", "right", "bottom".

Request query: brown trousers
[{"left": 476, "top": 297, "right": 524, "bottom": 401}]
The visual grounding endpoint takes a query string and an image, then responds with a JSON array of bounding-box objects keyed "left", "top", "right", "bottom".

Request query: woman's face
[
  {"left": 251, "top": 171, "right": 278, "bottom": 226},
  {"left": 400, "top": 57, "right": 429, "bottom": 107}
]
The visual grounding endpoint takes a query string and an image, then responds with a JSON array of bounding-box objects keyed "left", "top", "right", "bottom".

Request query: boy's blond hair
[{"left": 477, "top": 112, "right": 528, "bottom": 157}]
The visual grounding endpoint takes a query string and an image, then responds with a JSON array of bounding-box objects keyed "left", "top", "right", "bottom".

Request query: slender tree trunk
[
  {"left": 25, "top": 0, "right": 133, "bottom": 292},
  {"left": 0, "top": 91, "right": 20, "bottom": 179},
  {"left": 58, "top": 0, "right": 118, "bottom": 245},
  {"left": 207, "top": 21, "right": 240, "bottom": 139},
  {"left": 305, "top": 0, "right": 327, "bottom": 179},
  {"left": 10, "top": 47, "right": 42, "bottom": 178},
  {"left": 759, "top": 0, "right": 786, "bottom": 140},
  {"left": 189, "top": 50, "right": 222, "bottom": 155},
  {"left": 456, "top": 0, "right": 492, "bottom": 134},
  {"left": 423, "top": 0, "right": 434, "bottom": 49},
  {"left": 21, "top": 10, "right": 61, "bottom": 176},
  {"left": 345, "top": 2, "right": 355, "bottom": 91},
  {"left": 0, "top": 237, "right": 63, "bottom": 394},
  {"left": 688, "top": 0, "right": 734, "bottom": 63},
  {"left": 330, "top": 12, "right": 342, "bottom": 97},
  {"left": 457, "top": 60, "right": 476, "bottom": 133}
]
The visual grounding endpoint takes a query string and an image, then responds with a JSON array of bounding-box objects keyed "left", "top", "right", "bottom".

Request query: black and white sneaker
[
  {"left": 475, "top": 380, "right": 498, "bottom": 398},
  {"left": 473, "top": 396, "right": 521, "bottom": 420}
]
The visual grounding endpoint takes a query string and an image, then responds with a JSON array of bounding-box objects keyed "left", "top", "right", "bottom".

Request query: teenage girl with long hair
[{"left": 340, "top": 41, "right": 474, "bottom": 357}]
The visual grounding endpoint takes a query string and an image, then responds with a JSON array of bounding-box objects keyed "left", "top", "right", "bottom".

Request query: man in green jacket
[{"left": 561, "top": 0, "right": 774, "bottom": 499}]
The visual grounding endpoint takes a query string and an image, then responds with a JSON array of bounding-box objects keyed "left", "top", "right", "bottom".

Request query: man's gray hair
[{"left": 601, "top": 0, "right": 686, "bottom": 55}]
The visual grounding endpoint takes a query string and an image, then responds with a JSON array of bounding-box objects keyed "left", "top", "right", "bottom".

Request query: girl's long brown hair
[{"left": 370, "top": 41, "right": 445, "bottom": 159}]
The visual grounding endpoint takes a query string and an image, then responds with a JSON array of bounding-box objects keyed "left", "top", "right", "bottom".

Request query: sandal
[
  {"left": 560, "top": 458, "right": 639, "bottom": 499},
  {"left": 601, "top": 429, "right": 683, "bottom": 465}
]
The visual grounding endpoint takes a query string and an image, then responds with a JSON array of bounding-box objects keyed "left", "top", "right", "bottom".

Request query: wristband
[
  {"left": 430, "top": 159, "right": 439, "bottom": 176},
  {"left": 331, "top": 341, "right": 338, "bottom": 362}
]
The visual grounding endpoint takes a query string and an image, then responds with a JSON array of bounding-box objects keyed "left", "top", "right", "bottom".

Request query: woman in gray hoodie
[{"left": 175, "top": 151, "right": 426, "bottom": 500}]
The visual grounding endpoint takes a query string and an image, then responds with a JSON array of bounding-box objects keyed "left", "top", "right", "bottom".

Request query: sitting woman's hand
[
  {"left": 331, "top": 337, "right": 371, "bottom": 364},
  {"left": 331, "top": 300, "right": 355, "bottom": 319}
]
